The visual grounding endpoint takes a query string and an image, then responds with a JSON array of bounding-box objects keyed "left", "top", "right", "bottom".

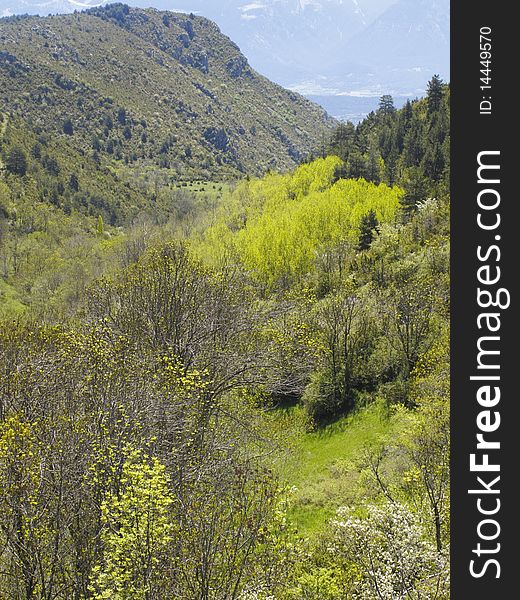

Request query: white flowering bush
[
  {"left": 331, "top": 502, "right": 449, "bottom": 599},
  {"left": 238, "top": 585, "right": 276, "bottom": 600}
]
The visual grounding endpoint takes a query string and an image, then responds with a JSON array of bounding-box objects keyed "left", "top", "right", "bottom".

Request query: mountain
[
  {"left": 143, "top": 0, "right": 371, "bottom": 86},
  {"left": 0, "top": 4, "right": 335, "bottom": 185},
  {"left": 1, "top": 1, "right": 450, "bottom": 95},
  {"left": 164, "top": 0, "right": 449, "bottom": 96},
  {"left": 344, "top": 0, "right": 449, "bottom": 70},
  {"left": 327, "top": 0, "right": 450, "bottom": 95},
  {"left": 166, "top": 0, "right": 448, "bottom": 97},
  {"left": 1, "top": 1, "right": 369, "bottom": 85}
]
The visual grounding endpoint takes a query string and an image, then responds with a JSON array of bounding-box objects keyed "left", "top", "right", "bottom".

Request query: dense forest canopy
[{"left": 1, "top": 9, "right": 450, "bottom": 592}]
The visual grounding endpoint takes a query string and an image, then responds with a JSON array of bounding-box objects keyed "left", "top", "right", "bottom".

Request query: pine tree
[
  {"left": 358, "top": 209, "right": 379, "bottom": 251},
  {"left": 422, "top": 143, "right": 445, "bottom": 182},
  {"left": 328, "top": 122, "right": 355, "bottom": 162},
  {"left": 400, "top": 167, "right": 429, "bottom": 220},
  {"left": 69, "top": 173, "right": 79, "bottom": 192},
  {"left": 384, "top": 148, "right": 399, "bottom": 186},
  {"left": 378, "top": 94, "right": 396, "bottom": 116},
  {"left": 347, "top": 151, "right": 367, "bottom": 179},
  {"left": 402, "top": 117, "right": 425, "bottom": 167},
  {"left": 367, "top": 148, "right": 382, "bottom": 184},
  {"left": 426, "top": 75, "right": 444, "bottom": 114},
  {"left": 63, "top": 118, "right": 74, "bottom": 135},
  {"left": 403, "top": 99, "right": 413, "bottom": 122},
  {"left": 117, "top": 107, "right": 127, "bottom": 125},
  {"left": 6, "top": 146, "right": 27, "bottom": 176}
]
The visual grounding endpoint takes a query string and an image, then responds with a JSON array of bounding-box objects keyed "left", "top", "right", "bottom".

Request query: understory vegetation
[{"left": 0, "top": 63, "right": 450, "bottom": 599}]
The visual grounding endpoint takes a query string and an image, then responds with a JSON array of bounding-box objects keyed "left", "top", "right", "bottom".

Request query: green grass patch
[
  {"left": 280, "top": 401, "right": 395, "bottom": 537},
  {"left": 0, "top": 279, "right": 27, "bottom": 317},
  {"left": 173, "top": 180, "right": 228, "bottom": 196}
]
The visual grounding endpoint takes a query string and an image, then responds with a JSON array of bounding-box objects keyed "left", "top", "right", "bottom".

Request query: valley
[{"left": 0, "top": 5, "right": 450, "bottom": 599}]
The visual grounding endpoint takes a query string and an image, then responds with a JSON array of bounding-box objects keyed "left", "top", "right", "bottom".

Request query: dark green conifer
[
  {"left": 426, "top": 75, "right": 444, "bottom": 114},
  {"left": 358, "top": 209, "right": 379, "bottom": 251},
  {"left": 6, "top": 146, "right": 27, "bottom": 176}
]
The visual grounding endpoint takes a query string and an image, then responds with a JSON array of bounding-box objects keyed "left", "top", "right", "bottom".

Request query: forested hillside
[{"left": 1, "top": 11, "right": 450, "bottom": 592}]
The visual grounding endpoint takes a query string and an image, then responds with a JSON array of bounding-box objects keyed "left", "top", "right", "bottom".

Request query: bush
[
  {"left": 377, "top": 378, "right": 411, "bottom": 407},
  {"left": 302, "top": 369, "right": 344, "bottom": 424},
  {"left": 5, "top": 146, "right": 27, "bottom": 176},
  {"left": 331, "top": 502, "right": 449, "bottom": 599},
  {"left": 63, "top": 118, "right": 74, "bottom": 135}
]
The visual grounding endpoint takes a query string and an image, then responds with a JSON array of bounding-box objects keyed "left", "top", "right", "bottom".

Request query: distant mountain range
[
  {"left": 1, "top": 0, "right": 450, "bottom": 98},
  {"left": 325, "top": 0, "right": 450, "bottom": 95}
]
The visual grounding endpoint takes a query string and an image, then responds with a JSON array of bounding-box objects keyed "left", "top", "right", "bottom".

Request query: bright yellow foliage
[{"left": 198, "top": 157, "right": 402, "bottom": 287}]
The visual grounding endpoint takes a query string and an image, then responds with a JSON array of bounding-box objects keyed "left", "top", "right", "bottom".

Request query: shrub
[
  {"left": 5, "top": 146, "right": 27, "bottom": 176},
  {"left": 302, "top": 369, "right": 344, "bottom": 424}
]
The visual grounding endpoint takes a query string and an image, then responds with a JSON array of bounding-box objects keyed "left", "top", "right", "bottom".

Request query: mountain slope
[
  {"left": 0, "top": 5, "right": 335, "bottom": 179},
  {"left": 0, "top": 0, "right": 385, "bottom": 82}
]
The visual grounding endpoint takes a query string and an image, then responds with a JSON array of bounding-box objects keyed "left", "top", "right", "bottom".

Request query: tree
[
  {"left": 402, "top": 116, "right": 425, "bottom": 167},
  {"left": 378, "top": 94, "right": 395, "bottom": 116},
  {"left": 175, "top": 461, "right": 285, "bottom": 599},
  {"left": 69, "top": 172, "right": 79, "bottom": 191},
  {"left": 400, "top": 337, "right": 450, "bottom": 553},
  {"left": 331, "top": 502, "right": 449, "bottom": 599},
  {"left": 63, "top": 118, "right": 74, "bottom": 135},
  {"left": 96, "top": 215, "right": 104, "bottom": 236},
  {"left": 402, "top": 99, "right": 413, "bottom": 123},
  {"left": 328, "top": 122, "right": 355, "bottom": 162},
  {"left": 347, "top": 150, "right": 367, "bottom": 179},
  {"left": 0, "top": 416, "right": 42, "bottom": 599},
  {"left": 400, "top": 167, "right": 430, "bottom": 220},
  {"left": 117, "top": 107, "right": 127, "bottom": 125},
  {"left": 426, "top": 75, "right": 444, "bottom": 114},
  {"left": 422, "top": 143, "right": 445, "bottom": 182},
  {"left": 90, "top": 448, "right": 175, "bottom": 600},
  {"left": 304, "top": 287, "right": 367, "bottom": 420},
  {"left": 87, "top": 242, "right": 265, "bottom": 395},
  {"left": 366, "top": 148, "right": 382, "bottom": 184},
  {"left": 357, "top": 209, "right": 378, "bottom": 251},
  {"left": 43, "top": 155, "right": 60, "bottom": 176},
  {"left": 6, "top": 146, "right": 27, "bottom": 176},
  {"left": 92, "top": 135, "right": 102, "bottom": 152},
  {"left": 0, "top": 288, "right": 290, "bottom": 599},
  {"left": 31, "top": 143, "right": 42, "bottom": 159},
  {"left": 380, "top": 274, "right": 437, "bottom": 377},
  {"left": 383, "top": 147, "right": 398, "bottom": 186}
]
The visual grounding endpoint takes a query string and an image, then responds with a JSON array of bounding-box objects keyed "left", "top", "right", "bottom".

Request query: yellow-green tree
[
  {"left": 90, "top": 447, "right": 175, "bottom": 600},
  {"left": 199, "top": 157, "right": 401, "bottom": 289}
]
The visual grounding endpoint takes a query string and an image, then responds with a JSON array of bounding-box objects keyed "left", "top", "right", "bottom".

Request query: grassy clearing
[
  {"left": 173, "top": 180, "right": 229, "bottom": 199},
  {"left": 114, "top": 163, "right": 229, "bottom": 198},
  {"left": 280, "top": 401, "right": 396, "bottom": 536},
  {"left": 0, "top": 280, "right": 26, "bottom": 316}
]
